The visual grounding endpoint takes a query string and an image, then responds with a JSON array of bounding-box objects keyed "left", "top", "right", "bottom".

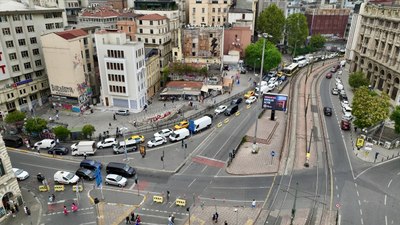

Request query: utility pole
[{"left": 290, "top": 182, "right": 299, "bottom": 225}]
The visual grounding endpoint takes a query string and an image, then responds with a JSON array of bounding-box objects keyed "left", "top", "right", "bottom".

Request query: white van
[
  {"left": 34, "top": 139, "right": 56, "bottom": 150},
  {"left": 71, "top": 141, "right": 96, "bottom": 156},
  {"left": 188, "top": 116, "right": 212, "bottom": 134},
  {"left": 169, "top": 128, "right": 190, "bottom": 142}
]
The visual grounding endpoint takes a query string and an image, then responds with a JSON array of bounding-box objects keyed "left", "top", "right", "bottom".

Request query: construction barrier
[
  {"left": 235, "top": 111, "right": 240, "bottom": 116},
  {"left": 39, "top": 185, "right": 49, "bottom": 192},
  {"left": 246, "top": 105, "right": 251, "bottom": 109},
  {"left": 176, "top": 198, "right": 186, "bottom": 207},
  {"left": 54, "top": 185, "right": 65, "bottom": 192},
  {"left": 223, "top": 118, "right": 229, "bottom": 124},
  {"left": 217, "top": 122, "right": 223, "bottom": 128},
  {"left": 72, "top": 185, "right": 83, "bottom": 192},
  {"left": 153, "top": 195, "right": 164, "bottom": 203}
]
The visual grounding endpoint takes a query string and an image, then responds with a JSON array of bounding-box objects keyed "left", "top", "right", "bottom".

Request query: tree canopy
[
  {"left": 286, "top": 13, "right": 309, "bottom": 56},
  {"left": 53, "top": 126, "right": 70, "bottom": 141},
  {"left": 309, "top": 34, "right": 326, "bottom": 50},
  {"left": 25, "top": 117, "right": 47, "bottom": 134},
  {"left": 5, "top": 111, "right": 26, "bottom": 124},
  {"left": 82, "top": 124, "right": 96, "bottom": 139},
  {"left": 390, "top": 106, "right": 400, "bottom": 134},
  {"left": 244, "top": 39, "right": 282, "bottom": 72},
  {"left": 348, "top": 71, "right": 370, "bottom": 89},
  {"left": 256, "top": 4, "right": 285, "bottom": 43},
  {"left": 352, "top": 86, "right": 390, "bottom": 129}
]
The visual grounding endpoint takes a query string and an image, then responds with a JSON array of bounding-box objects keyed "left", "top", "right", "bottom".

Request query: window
[
  {"left": 203, "top": 8, "right": 206, "bottom": 13},
  {"left": 12, "top": 65, "right": 20, "bottom": 72},
  {"left": 87, "top": 63, "right": 91, "bottom": 72},
  {"left": 30, "top": 37, "right": 37, "bottom": 44},
  {"left": 18, "top": 39, "right": 26, "bottom": 46},
  {"left": 2, "top": 28, "right": 10, "bottom": 35},
  {"left": 145, "top": 38, "right": 148, "bottom": 43},
  {"left": 29, "top": 94, "right": 38, "bottom": 101},
  {"left": 0, "top": 16, "right": 8, "bottom": 23},
  {"left": 24, "top": 62, "right": 31, "bottom": 69},
  {"left": 35, "top": 71, "right": 43, "bottom": 77},
  {"left": 18, "top": 97, "right": 27, "bottom": 105},
  {"left": 192, "top": 52, "right": 196, "bottom": 56},
  {"left": 13, "top": 15, "right": 21, "bottom": 21},
  {"left": 150, "top": 29, "right": 153, "bottom": 34},
  {"left": 138, "top": 38, "right": 141, "bottom": 42},
  {"left": 6, "top": 41, "right": 14, "bottom": 48},
  {"left": 15, "top": 27, "right": 23, "bottom": 33},
  {"left": 45, "top": 23, "right": 54, "bottom": 30},
  {"left": 242, "top": 13, "right": 245, "bottom": 19},
  {"left": 6, "top": 102, "right": 16, "bottom": 111},
  {"left": 24, "top": 14, "right": 32, "bottom": 20},
  {"left": 192, "top": 43, "right": 196, "bottom": 48},
  {"left": 139, "top": 20, "right": 142, "bottom": 25},
  {"left": 85, "top": 49, "right": 90, "bottom": 59},
  {"left": 139, "top": 29, "right": 143, "bottom": 33},
  {"left": 13, "top": 77, "right": 21, "bottom": 83},
  {"left": 218, "top": 8, "right": 221, "bottom": 13},
  {"left": 35, "top": 60, "right": 42, "bottom": 67},
  {"left": 27, "top": 25, "right": 34, "bottom": 32},
  {"left": 212, "top": 8, "right": 215, "bottom": 13},
  {"left": 32, "top": 49, "right": 39, "bottom": 55},
  {"left": 192, "top": 8, "right": 196, "bottom": 13},
  {"left": 25, "top": 74, "right": 32, "bottom": 80},
  {"left": 7, "top": 93, "right": 14, "bottom": 99},
  {"left": 9, "top": 53, "right": 17, "bottom": 60},
  {"left": 202, "top": 17, "right": 205, "bottom": 22},
  {"left": 152, "top": 39, "right": 155, "bottom": 44},
  {"left": 21, "top": 51, "right": 29, "bottom": 58},
  {"left": 150, "top": 21, "right": 153, "bottom": 25}
]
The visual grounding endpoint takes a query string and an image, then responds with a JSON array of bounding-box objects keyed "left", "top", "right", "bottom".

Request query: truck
[
  {"left": 71, "top": 141, "right": 96, "bottom": 156},
  {"left": 169, "top": 128, "right": 190, "bottom": 142},
  {"left": 188, "top": 116, "right": 212, "bottom": 134}
]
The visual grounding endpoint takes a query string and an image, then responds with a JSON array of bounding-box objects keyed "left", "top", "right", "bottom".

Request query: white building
[
  {"left": 227, "top": 8, "right": 255, "bottom": 34},
  {"left": 0, "top": 0, "right": 66, "bottom": 118},
  {"left": 95, "top": 30, "right": 147, "bottom": 112}
]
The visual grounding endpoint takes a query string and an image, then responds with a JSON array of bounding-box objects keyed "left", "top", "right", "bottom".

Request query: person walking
[
  {"left": 130, "top": 211, "right": 135, "bottom": 223},
  {"left": 113, "top": 113, "right": 116, "bottom": 121},
  {"left": 71, "top": 203, "right": 78, "bottom": 212},
  {"left": 126, "top": 216, "right": 131, "bottom": 224},
  {"left": 52, "top": 194, "right": 55, "bottom": 202},
  {"left": 24, "top": 206, "right": 30, "bottom": 215},
  {"left": 84, "top": 152, "right": 87, "bottom": 159},
  {"left": 252, "top": 199, "right": 256, "bottom": 208},
  {"left": 63, "top": 206, "right": 68, "bottom": 215},
  {"left": 14, "top": 203, "right": 19, "bottom": 213},
  {"left": 224, "top": 221, "right": 228, "bottom": 225}
]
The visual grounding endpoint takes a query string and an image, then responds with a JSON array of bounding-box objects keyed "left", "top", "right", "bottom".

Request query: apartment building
[
  {"left": 117, "top": 11, "right": 139, "bottom": 41},
  {"left": 136, "top": 14, "right": 172, "bottom": 70},
  {"left": 347, "top": 2, "right": 400, "bottom": 104},
  {"left": 227, "top": 8, "right": 254, "bottom": 34},
  {"left": 78, "top": 6, "right": 121, "bottom": 29},
  {"left": 0, "top": 136, "right": 22, "bottom": 223},
  {"left": 188, "top": 0, "right": 233, "bottom": 27},
  {"left": 41, "top": 29, "right": 98, "bottom": 112},
  {"left": 145, "top": 48, "right": 161, "bottom": 98},
  {"left": 95, "top": 30, "right": 147, "bottom": 112},
  {"left": 0, "top": 0, "right": 66, "bottom": 118},
  {"left": 305, "top": 8, "right": 350, "bottom": 38}
]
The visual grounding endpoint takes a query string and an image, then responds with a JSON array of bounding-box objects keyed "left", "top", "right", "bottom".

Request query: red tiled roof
[
  {"left": 166, "top": 81, "right": 203, "bottom": 89},
  {"left": 55, "top": 29, "right": 88, "bottom": 40},
  {"left": 138, "top": 14, "right": 167, "bottom": 21},
  {"left": 81, "top": 8, "right": 121, "bottom": 18}
]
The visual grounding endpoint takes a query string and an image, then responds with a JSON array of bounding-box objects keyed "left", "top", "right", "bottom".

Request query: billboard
[{"left": 262, "top": 93, "right": 288, "bottom": 111}]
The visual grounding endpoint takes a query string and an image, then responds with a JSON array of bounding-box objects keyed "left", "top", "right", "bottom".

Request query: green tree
[
  {"left": 286, "top": 13, "right": 309, "bottom": 56},
  {"left": 390, "top": 106, "right": 400, "bottom": 134},
  {"left": 5, "top": 111, "right": 26, "bottom": 124},
  {"left": 348, "top": 71, "right": 370, "bottom": 89},
  {"left": 53, "top": 126, "right": 70, "bottom": 141},
  {"left": 25, "top": 117, "right": 47, "bottom": 134},
  {"left": 309, "top": 34, "right": 326, "bottom": 50},
  {"left": 352, "top": 86, "right": 390, "bottom": 129},
  {"left": 82, "top": 124, "right": 96, "bottom": 139},
  {"left": 256, "top": 4, "right": 285, "bottom": 43},
  {"left": 244, "top": 40, "right": 282, "bottom": 72}
]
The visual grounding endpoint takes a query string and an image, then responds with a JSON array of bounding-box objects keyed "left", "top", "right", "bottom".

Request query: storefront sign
[{"left": 51, "top": 84, "right": 74, "bottom": 96}]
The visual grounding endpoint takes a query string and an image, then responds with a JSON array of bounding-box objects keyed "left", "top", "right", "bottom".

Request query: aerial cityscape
[{"left": 0, "top": 0, "right": 400, "bottom": 224}]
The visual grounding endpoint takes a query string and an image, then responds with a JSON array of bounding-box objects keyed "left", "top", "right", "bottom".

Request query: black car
[
  {"left": 323, "top": 107, "right": 332, "bottom": 116},
  {"left": 48, "top": 146, "right": 69, "bottom": 155},
  {"left": 75, "top": 168, "right": 95, "bottom": 180},
  {"left": 231, "top": 98, "right": 243, "bottom": 105}
]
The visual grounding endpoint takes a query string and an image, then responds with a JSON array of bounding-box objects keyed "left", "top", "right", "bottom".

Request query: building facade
[
  {"left": 0, "top": 135, "right": 22, "bottom": 223},
  {"left": 116, "top": 12, "right": 139, "bottom": 41},
  {"left": 305, "top": 8, "right": 350, "bottom": 38},
  {"left": 223, "top": 26, "right": 252, "bottom": 58},
  {"left": 227, "top": 8, "right": 254, "bottom": 34},
  {"left": 136, "top": 14, "right": 172, "bottom": 70},
  {"left": 78, "top": 6, "right": 121, "bottom": 29},
  {"left": 188, "top": 0, "right": 233, "bottom": 27},
  {"left": 41, "top": 29, "right": 98, "bottom": 112},
  {"left": 0, "top": 0, "right": 66, "bottom": 119},
  {"left": 95, "top": 30, "right": 147, "bottom": 112},
  {"left": 145, "top": 48, "right": 161, "bottom": 98}
]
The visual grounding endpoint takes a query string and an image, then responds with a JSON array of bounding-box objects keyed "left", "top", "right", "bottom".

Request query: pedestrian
[
  {"left": 215, "top": 212, "right": 218, "bottom": 222},
  {"left": 133, "top": 120, "right": 137, "bottom": 127},
  {"left": 166, "top": 190, "right": 170, "bottom": 201},
  {"left": 354, "top": 126, "right": 357, "bottom": 132},
  {"left": 14, "top": 203, "right": 19, "bottom": 213},
  {"left": 71, "top": 203, "right": 78, "bottom": 212},
  {"left": 224, "top": 221, "right": 228, "bottom": 225},
  {"left": 113, "top": 113, "right": 116, "bottom": 121},
  {"left": 126, "top": 216, "right": 131, "bottom": 224},
  {"left": 56, "top": 114, "right": 59, "bottom": 120},
  {"left": 109, "top": 122, "right": 112, "bottom": 128},
  {"left": 164, "top": 103, "right": 166, "bottom": 107},
  {"left": 84, "top": 152, "right": 87, "bottom": 160},
  {"left": 23, "top": 206, "right": 29, "bottom": 215},
  {"left": 63, "top": 205, "right": 68, "bottom": 215},
  {"left": 56, "top": 138, "right": 59, "bottom": 145},
  {"left": 130, "top": 211, "right": 135, "bottom": 222},
  {"left": 52, "top": 194, "right": 55, "bottom": 202},
  {"left": 252, "top": 199, "right": 256, "bottom": 208},
  {"left": 135, "top": 214, "right": 141, "bottom": 225},
  {"left": 36, "top": 146, "right": 40, "bottom": 154}
]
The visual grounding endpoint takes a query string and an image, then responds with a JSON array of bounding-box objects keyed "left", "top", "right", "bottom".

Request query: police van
[{"left": 113, "top": 139, "right": 138, "bottom": 154}]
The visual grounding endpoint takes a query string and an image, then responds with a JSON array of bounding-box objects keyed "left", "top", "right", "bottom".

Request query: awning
[{"left": 160, "top": 90, "right": 201, "bottom": 96}]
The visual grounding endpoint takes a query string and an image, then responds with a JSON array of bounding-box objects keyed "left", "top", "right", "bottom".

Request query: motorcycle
[{"left": 37, "top": 173, "right": 45, "bottom": 183}]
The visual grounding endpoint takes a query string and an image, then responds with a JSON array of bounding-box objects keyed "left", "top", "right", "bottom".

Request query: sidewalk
[{"left": 5, "top": 187, "right": 42, "bottom": 225}]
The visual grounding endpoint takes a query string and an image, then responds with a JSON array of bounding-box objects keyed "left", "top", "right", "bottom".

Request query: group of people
[
  {"left": 125, "top": 211, "right": 141, "bottom": 224},
  {"left": 63, "top": 203, "right": 78, "bottom": 215}
]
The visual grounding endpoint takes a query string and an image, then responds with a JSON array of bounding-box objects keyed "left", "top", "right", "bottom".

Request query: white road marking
[
  {"left": 358, "top": 200, "right": 361, "bottom": 206},
  {"left": 384, "top": 195, "right": 387, "bottom": 205},
  {"left": 188, "top": 178, "right": 197, "bottom": 188},
  {"left": 129, "top": 183, "right": 136, "bottom": 190},
  {"left": 397, "top": 171, "right": 400, "bottom": 176},
  {"left": 354, "top": 183, "right": 358, "bottom": 188},
  {"left": 335, "top": 185, "right": 338, "bottom": 190},
  {"left": 387, "top": 179, "right": 392, "bottom": 188},
  {"left": 201, "top": 166, "right": 207, "bottom": 173},
  {"left": 20, "top": 162, "right": 68, "bottom": 171},
  {"left": 337, "top": 194, "right": 339, "bottom": 198},
  {"left": 356, "top": 191, "right": 359, "bottom": 197},
  {"left": 209, "top": 186, "right": 270, "bottom": 190},
  {"left": 385, "top": 215, "right": 388, "bottom": 225},
  {"left": 359, "top": 209, "right": 363, "bottom": 215},
  {"left": 80, "top": 222, "right": 96, "bottom": 225},
  {"left": 361, "top": 218, "right": 364, "bottom": 225}
]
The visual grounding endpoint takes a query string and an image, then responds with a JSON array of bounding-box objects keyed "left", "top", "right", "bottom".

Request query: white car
[
  {"left": 215, "top": 105, "right": 227, "bottom": 115},
  {"left": 342, "top": 105, "right": 352, "bottom": 114},
  {"left": 245, "top": 96, "right": 257, "bottom": 104},
  {"left": 331, "top": 88, "right": 339, "bottom": 95},
  {"left": 341, "top": 101, "right": 350, "bottom": 108},
  {"left": 97, "top": 138, "right": 117, "bottom": 149},
  {"left": 147, "top": 136, "right": 167, "bottom": 148},
  {"left": 12, "top": 168, "right": 29, "bottom": 181},
  {"left": 105, "top": 174, "right": 127, "bottom": 187},
  {"left": 342, "top": 113, "right": 353, "bottom": 121},
  {"left": 115, "top": 109, "right": 129, "bottom": 116},
  {"left": 70, "top": 142, "right": 78, "bottom": 151},
  {"left": 54, "top": 171, "right": 79, "bottom": 184},
  {"left": 267, "top": 83, "right": 276, "bottom": 89},
  {"left": 154, "top": 129, "right": 173, "bottom": 138},
  {"left": 34, "top": 139, "right": 56, "bottom": 150}
]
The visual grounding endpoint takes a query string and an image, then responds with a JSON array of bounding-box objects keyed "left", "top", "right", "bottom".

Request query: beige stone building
[
  {"left": 0, "top": 136, "right": 22, "bottom": 223},
  {"left": 145, "top": 48, "right": 161, "bottom": 98},
  {"left": 347, "top": 3, "right": 400, "bottom": 104},
  {"left": 188, "top": 0, "right": 233, "bottom": 27}
]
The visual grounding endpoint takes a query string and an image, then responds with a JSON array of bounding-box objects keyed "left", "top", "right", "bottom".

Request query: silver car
[{"left": 105, "top": 174, "right": 127, "bottom": 187}]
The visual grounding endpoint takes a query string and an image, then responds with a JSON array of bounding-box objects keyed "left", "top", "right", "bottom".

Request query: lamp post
[
  {"left": 253, "top": 33, "right": 272, "bottom": 153},
  {"left": 120, "top": 127, "right": 129, "bottom": 161},
  {"left": 234, "top": 208, "right": 238, "bottom": 225}
]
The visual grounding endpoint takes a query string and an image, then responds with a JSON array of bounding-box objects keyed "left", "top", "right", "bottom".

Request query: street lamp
[
  {"left": 253, "top": 33, "right": 272, "bottom": 153},
  {"left": 234, "top": 208, "right": 238, "bottom": 225},
  {"left": 120, "top": 127, "right": 129, "bottom": 161}
]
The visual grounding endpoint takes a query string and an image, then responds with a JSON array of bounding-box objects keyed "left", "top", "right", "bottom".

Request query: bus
[
  {"left": 282, "top": 63, "right": 299, "bottom": 77},
  {"left": 293, "top": 55, "right": 306, "bottom": 64}
]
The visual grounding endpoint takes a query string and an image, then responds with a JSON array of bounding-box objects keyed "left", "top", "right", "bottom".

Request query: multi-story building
[
  {"left": 145, "top": 48, "right": 161, "bottom": 98},
  {"left": 136, "top": 14, "right": 172, "bottom": 70},
  {"left": 347, "top": 2, "right": 400, "bottom": 104},
  {"left": 57, "top": 0, "right": 82, "bottom": 25},
  {"left": 182, "top": 27, "right": 223, "bottom": 64},
  {"left": 95, "top": 30, "right": 147, "bottom": 111},
  {"left": 0, "top": 0, "right": 66, "bottom": 118},
  {"left": 0, "top": 135, "right": 22, "bottom": 223},
  {"left": 188, "top": 0, "right": 233, "bottom": 27},
  {"left": 116, "top": 11, "right": 139, "bottom": 41},
  {"left": 223, "top": 26, "right": 252, "bottom": 58},
  {"left": 41, "top": 29, "right": 99, "bottom": 112},
  {"left": 227, "top": 8, "right": 254, "bottom": 34},
  {"left": 78, "top": 6, "right": 121, "bottom": 29},
  {"left": 305, "top": 8, "right": 350, "bottom": 38}
]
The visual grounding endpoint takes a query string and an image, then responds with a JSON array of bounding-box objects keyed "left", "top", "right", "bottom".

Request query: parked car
[
  {"left": 127, "top": 135, "right": 145, "bottom": 144},
  {"left": 34, "top": 139, "right": 56, "bottom": 150},
  {"left": 323, "top": 107, "right": 332, "bottom": 116},
  {"left": 244, "top": 91, "right": 255, "bottom": 99},
  {"left": 75, "top": 168, "right": 95, "bottom": 181},
  {"left": 215, "top": 105, "right": 228, "bottom": 115},
  {"left": 80, "top": 159, "right": 102, "bottom": 171},
  {"left": 245, "top": 96, "right": 257, "bottom": 104},
  {"left": 342, "top": 105, "right": 352, "bottom": 114},
  {"left": 174, "top": 120, "right": 189, "bottom": 130},
  {"left": 47, "top": 146, "right": 69, "bottom": 155},
  {"left": 97, "top": 138, "right": 117, "bottom": 149},
  {"left": 341, "top": 119, "right": 351, "bottom": 130},
  {"left": 231, "top": 98, "right": 243, "bottom": 105},
  {"left": 342, "top": 113, "right": 353, "bottom": 121},
  {"left": 326, "top": 73, "right": 332, "bottom": 79},
  {"left": 147, "top": 136, "right": 167, "bottom": 148},
  {"left": 331, "top": 88, "right": 339, "bottom": 95},
  {"left": 105, "top": 174, "right": 127, "bottom": 187},
  {"left": 12, "top": 168, "right": 29, "bottom": 181},
  {"left": 54, "top": 171, "right": 79, "bottom": 184},
  {"left": 115, "top": 109, "right": 130, "bottom": 116},
  {"left": 154, "top": 129, "right": 173, "bottom": 138}
]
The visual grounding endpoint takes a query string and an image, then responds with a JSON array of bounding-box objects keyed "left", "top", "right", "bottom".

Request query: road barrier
[
  {"left": 39, "top": 185, "right": 49, "bottom": 192},
  {"left": 223, "top": 118, "right": 229, "bottom": 124},
  {"left": 153, "top": 195, "right": 164, "bottom": 203},
  {"left": 72, "top": 185, "right": 83, "bottom": 192},
  {"left": 54, "top": 185, "right": 65, "bottom": 192},
  {"left": 235, "top": 111, "right": 240, "bottom": 116},
  {"left": 246, "top": 105, "right": 251, "bottom": 109},
  {"left": 176, "top": 198, "right": 186, "bottom": 207},
  {"left": 217, "top": 122, "right": 223, "bottom": 128}
]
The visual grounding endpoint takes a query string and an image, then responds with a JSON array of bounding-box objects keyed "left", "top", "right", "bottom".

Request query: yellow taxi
[
  {"left": 174, "top": 120, "right": 189, "bottom": 130},
  {"left": 244, "top": 90, "right": 255, "bottom": 99},
  {"left": 128, "top": 135, "right": 145, "bottom": 144}
]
